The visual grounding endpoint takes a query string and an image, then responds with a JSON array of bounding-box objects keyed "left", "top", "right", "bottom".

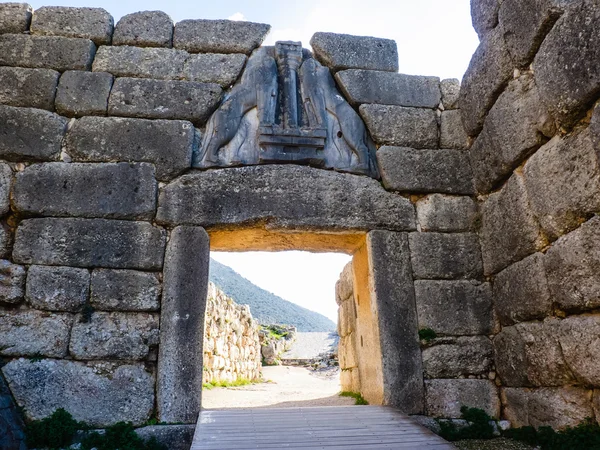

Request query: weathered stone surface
[
  {"left": 0, "top": 105, "right": 67, "bottom": 161},
  {"left": 157, "top": 165, "right": 416, "bottom": 231},
  {"left": 310, "top": 32, "right": 398, "bottom": 72},
  {"left": 414, "top": 280, "right": 493, "bottom": 335},
  {"left": 494, "top": 253, "right": 551, "bottom": 325},
  {"left": 368, "top": 231, "right": 424, "bottom": 414},
  {"left": 440, "top": 78, "right": 460, "bottom": 110},
  {"left": 2, "top": 359, "right": 154, "bottom": 426},
  {"left": 158, "top": 226, "right": 209, "bottom": 423},
  {"left": 174, "top": 19, "right": 270, "bottom": 54},
  {"left": 378, "top": 147, "right": 474, "bottom": 195},
  {"left": 13, "top": 218, "right": 166, "bottom": 270},
  {"left": 0, "top": 310, "right": 72, "bottom": 357},
  {"left": 440, "top": 110, "right": 470, "bottom": 150},
  {"left": 0, "top": 67, "right": 59, "bottom": 111},
  {"left": 335, "top": 262, "right": 353, "bottom": 305},
  {"left": 426, "top": 379, "right": 500, "bottom": 418},
  {"left": 0, "top": 225, "right": 11, "bottom": 261},
  {"left": 533, "top": 0, "right": 600, "bottom": 129},
  {"left": 55, "top": 70, "right": 113, "bottom": 117},
  {"left": 135, "top": 425, "right": 195, "bottom": 450},
  {"left": 0, "top": 34, "right": 95, "bottom": 71},
  {"left": 91, "top": 269, "right": 160, "bottom": 311},
  {"left": 523, "top": 130, "right": 600, "bottom": 241},
  {"left": 0, "top": 3, "right": 32, "bottom": 34},
  {"left": 0, "top": 164, "right": 11, "bottom": 216},
  {"left": 183, "top": 53, "right": 247, "bottom": 87},
  {"left": 480, "top": 173, "right": 543, "bottom": 275},
  {"left": 65, "top": 116, "right": 194, "bottom": 181},
  {"left": 70, "top": 312, "right": 159, "bottom": 360},
  {"left": 459, "top": 27, "right": 514, "bottom": 136},
  {"left": 360, "top": 105, "right": 438, "bottom": 148},
  {"left": 493, "top": 320, "right": 573, "bottom": 387},
  {"left": 0, "top": 374, "right": 27, "bottom": 450},
  {"left": 0, "top": 260, "right": 25, "bottom": 304},
  {"left": 26, "top": 265, "right": 89, "bottom": 312},
  {"left": 108, "top": 77, "right": 222, "bottom": 126},
  {"left": 471, "top": 0, "right": 500, "bottom": 38},
  {"left": 409, "top": 233, "right": 483, "bottom": 279},
  {"left": 14, "top": 163, "right": 157, "bottom": 220},
  {"left": 335, "top": 70, "right": 440, "bottom": 108},
  {"left": 30, "top": 6, "right": 113, "bottom": 45},
  {"left": 544, "top": 217, "right": 600, "bottom": 312},
  {"left": 416, "top": 194, "right": 477, "bottom": 232},
  {"left": 558, "top": 315, "right": 600, "bottom": 386},
  {"left": 422, "top": 336, "right": 493, "bottom": 378},
  {"left": 113, "top": 11, "right": 174, "bottom": 48},
  {"left": 502, "top": 387, "right": 594, "bottom": 429}
]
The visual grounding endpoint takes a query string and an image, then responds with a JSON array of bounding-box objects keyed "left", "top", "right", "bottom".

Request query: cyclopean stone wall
[{"left": 336, "top": 262, "right": 360, "bottom": 394}]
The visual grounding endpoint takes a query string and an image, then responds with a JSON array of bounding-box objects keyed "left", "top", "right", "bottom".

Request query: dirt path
[
  {"left": 281, "top": 332, "right": 339, "bottom": 360},
  {"left": 201, "top": 366, "right": 355, "bottom": 409}
]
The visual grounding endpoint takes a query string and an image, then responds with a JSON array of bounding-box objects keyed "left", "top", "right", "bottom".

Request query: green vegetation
[
  {"left": 81, "top": 422, "right": 165, "bottom": 450},
  {"left": 439, "top": 406, "right": 495, "bottom": 441},
  {"left": 418, "top": 328, "right": 437, "bottom": 342},
  {"left": 262, "top": 324, "right": 289, "bottom": 339},
  {"left": 27, "top": 352, "right": 44, "bottom": 362},
  {"left": 202, "top": 378, "right": 258, "bottom": 390},
  {"left": 339, "top": 391, "right": 369, "bottom": 405}
]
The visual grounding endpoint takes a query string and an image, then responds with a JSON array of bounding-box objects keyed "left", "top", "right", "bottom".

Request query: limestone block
[
  {"left": 502, "top": 387, "right": 593, "bottom": 429},
  {"left": 414, "top": 280, "right": 493, "bottom": 335},
  {"left": 13, "top": 162, "right": 157, "bottom": 220},
  {"left": 360, "top": 105, "right": 438, "bottom": 148},
  {"left": 135, "top": 425, "right": 195, "bottom": 450},
  {"left": 471, "top": 0, "right": 500, "bottom": 38},
  {"left": 523, "top": 130, "right": 600, "bottom": 241},
  {"left": 544, "top": 217, "right": 600, "bottom": 312},
  {"left": 0, "top": 260, "right": 25, "bottom": 304},
  {"left": 173, "top": 19, "right": 270, "bottom": 54},
  {"left": 0, "top": 3, "right": 32, "bottom": 34},
  {"left": 416, "top": 194, "right": 477, "bottom": 232},
  {"left": 55, "top": 71, "right": 113, "bottom": 117},
  {"left": 310, "top": 32, "right": 398, "bottom": 72},
  {"left": 335, "top": 261, "right": 353, "bottom": 304},
  {"left": 422, "top": 336, "right": 493, "bottom": 378},
  {"left": 183, "top": 53, "right": 247, "bottom": 87},
  {"left": 459, "top": 27, "right": 514, "bottom": 136},
  {"left": 533, "top": 0, "right": 600, "bottom": 129},
  {"left": 30, "top": 6, "right": 113, "bottom": 45},
  {"left": 426, "top": 379, "right": 500, "bottom": 418},
  {"left": 0, "top": 310, "right": 72, "bottom": 357},
  {"left": 90, "top": 269, "right": 160, "bottom": 312},
  {"left": 69, "top": 312, "right": 159, "bottom": 360},
  {"left": 409, "top": 233, "right": 483, "bottom": 280},
  {"left": 13, "top": 218, "right": 166, "bottom": 270},
  {"left": 480, "top": 173, "right": 543, "bottom": 276},
  {"left": 558, "top": 315, "right": 600, "bottom": 386},
  {"left": 0, "top": 105, "right": 67, "bottom": 161},
  {"left": 93, "top": 46, "right": 188, "bottom": 80},
  {"left": 0, "top": 66, "right": 59, "bottom": 111},
  {"left": 65, "top": 116, "right": 194, "bottom": 181},
  {"left": 377, "top": 147, "right": 474, "bottom": 195},
  {"left": 26, "top": 265, "right": 89, "bottom": 312},
  {"left": 108, "top": 77, "right": 222, "bottom": 126},
  {"left": 440, "top": 110, "right": 470, "bottom": 150},
  {"left": 0, "top": 163, "right": 11, "bottom": 217},
  {"left": 0, "top": 34, "right": 95, "bottom": 71},
  {"left": 335, "top": 70, "right": 440, "bottom": 108},
  {"left": 113, "top": 11, "right": 174, "bottom": 48},
  {"left": 157, "top": 165, "right": 416, "bottom": 231},
  {"left": 2, "top": 359, "right": 154, "bottom": 426},
  {"left": 440, "top": 78, "right": 460, "bottom": 110},
  {"left": 493, "top": 253, "right": 552, "bottom": 325}
]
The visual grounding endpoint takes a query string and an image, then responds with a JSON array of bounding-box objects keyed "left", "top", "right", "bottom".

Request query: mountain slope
[{"left": 209, "top": 258, "right": 336, "bottom": 332}]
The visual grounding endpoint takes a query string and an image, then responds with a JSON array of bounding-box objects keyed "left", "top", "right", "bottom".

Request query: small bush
[
  {"left": 81, "top": 422, "right": 166, "bottom": 450},
  {"left": 339, "top": 391, "right": 369, "bottom": 405},
  {"left": 418, "top": 328, "right": 437, "bottom": 342},
  {"left": 504, "top": 418, "right": 600, "bottom": 450},
  {"left": 26, "top": 408, "right": 85, "bottom": 449},
  {"left": 438, "top": 406, "right": 495, "bottom": 441}
]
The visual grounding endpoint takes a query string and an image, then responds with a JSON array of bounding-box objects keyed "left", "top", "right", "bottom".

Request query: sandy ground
[
  {"left": 202, "top": 366, "right": 356, "bottom": 409},
  {"left": 281, "top": 332, "right": 338, "bottom": 360}
]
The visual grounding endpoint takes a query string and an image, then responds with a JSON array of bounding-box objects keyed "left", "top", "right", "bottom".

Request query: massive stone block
[
  {"left": 426, "top": 379, "right": 500, "bottom": 418},
  {"left": 55, "top": 70, "right": 113, "bottom": 117},
  {"left": 0, "top": 105, "right": 67, "bottom": 161},
  {"left": 0, "top": 34, "right": 96, "bottom": 71},
  {"left": 173, "top": 19, "right": 270, "bottom": 54},
  {"left": 30, "top": 6, "right": 113, "bottom": 45},
  {"left": 13, "top": 163, "right": 158, "bottom": 220},
  {"left": 523, "top": 129, "right": 600, "bottom": 241},
  {"left": 108, "top": 77, "right": 222, "bottom": 126},
  {"left": 377, "top": 147, "right": 474, "bottom": 195},
  {"left": 310, "top": 32, "right": 398, "bottom": 72},
  {"left": 157, "top": 165, "right": 416, "bottom": 231},
  {"left": 0, "top": 163, "right": 11, "bottom": 217},
  {"left": 409, "top": 233, "right": 483, "bottom": 280},
  {"left": 558, "top": 315, "right": 600, "bottom": 387},
  {"left": 360, "top": 105, "right": 438, "bottom": 148},
  {"left": 135, "top": 425, "right": 195, "bottom": 450},
  {"left": 416, "top": 194, "right": 477, "bottom": 232},
  {"left": 113, "top": 11, "right": 174, "bottom": 48},
  {"left": 0, "top": 260, "right": 25, "bottom": 305},
  {"left": 414, "top": 280, "right": 493, "bottom": 335},
  {"left": 2, "top": 359, "right": 154, "bottom": 427},
  {"left": 0, "top": 66, "right": 59, "bottom": 111},
  {"left": 0, "top": 374, "right": 27, "bottom": 450},
  {"left": 422, "top": 336, "right": 493, "bottom": 378},
  {"left": 471, "top": 0, "right": 500, "bottom": 39},
  {"left": 0, "top": 3, "right": 32, "bottom": 34},
  {"left": 13, "top": 218, "right": 166, "bottom": 270},
  {"left": 65, "top": 116, "right": 194, "bottom": 181},
  {"left": 91, "top": 269, "right": 161, "bottom": 311},
  {"left": 440, "top": 110, "right": 470, "bottom": 150},
  {"left": 0, "top": 310, "right": 73, "bottom": 357},
  {"left": 440, "top": 78, "right": 460, "bottom": 110},
  {"left": 183, "top": 53, "right": 247, "bottom": 87},
  {"left": 26, "top": 265, "right": 89, "bottom": 312}
]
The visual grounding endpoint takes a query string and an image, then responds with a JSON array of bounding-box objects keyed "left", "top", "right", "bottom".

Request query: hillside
[{"left": 208, "top": 259, "right": 337, "bottom": 332}]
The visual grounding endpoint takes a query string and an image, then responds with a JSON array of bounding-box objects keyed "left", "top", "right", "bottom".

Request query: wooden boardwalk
[{"left": 191, "top": 406, "right": 456, "bottom": 449}]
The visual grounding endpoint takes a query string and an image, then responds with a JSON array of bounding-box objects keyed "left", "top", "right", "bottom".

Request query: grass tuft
[{"left": 340, "top": 391, "right": 369, "bottom": 405}]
